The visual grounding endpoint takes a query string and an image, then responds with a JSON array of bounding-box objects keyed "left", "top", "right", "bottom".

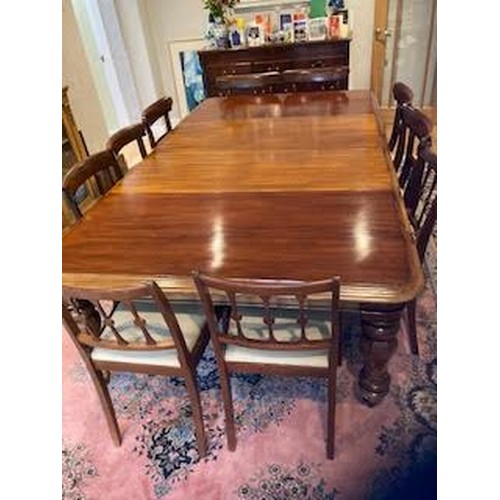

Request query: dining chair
[
  {"left": 216, "top": 71, "right": 281, "bottom": 96},
  {"left": 62, "top": 150, "right": 123, "bottom": 222},
  {"left": 387, "top": 82, "right": 414, "bottom": 154},
  {"left": 395, "top": 106, "right": 433, "bottom": 194},
  {"left": 402, "top": 145, "right": 437, "bottom": 355},
  {"left": 192, "top": 271, "right": 341, "bottom": 459},
  {"left": 141, "top": 97, "right": 173, "bottom": 149},
  {"left": 281, "top": 66, "right": 349, "bottom": 92},
  {"left": 62, "top": 281, "right": 210, "bottom": 456},
  {"left": 106, "top": 122, "right": 147, "bottom": 172}
]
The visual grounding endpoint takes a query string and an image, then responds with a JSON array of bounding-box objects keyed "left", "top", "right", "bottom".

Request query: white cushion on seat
[
  {"left": 91, "top": 303, "right": 205, "bottom": 368},
  {"left": 225, "top": 344, "right": 330, "bottom": 368},
  {"left": 224, "top": 308, "right": 332, "bottom": 368}
]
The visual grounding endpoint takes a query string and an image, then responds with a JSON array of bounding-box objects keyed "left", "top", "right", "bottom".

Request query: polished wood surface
[{"left": 63, "top": 90, "right": 424, "bottom": 305}]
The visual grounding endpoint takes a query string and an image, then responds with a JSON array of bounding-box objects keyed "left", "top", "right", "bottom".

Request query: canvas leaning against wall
[{"left": 169, "top": 39, "right": 207, "bottom": 120}]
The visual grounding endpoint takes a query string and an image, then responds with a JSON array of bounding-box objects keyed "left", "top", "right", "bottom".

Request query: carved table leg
[{"left": 358, "top": 303, "right": 404, "bottom": 406}]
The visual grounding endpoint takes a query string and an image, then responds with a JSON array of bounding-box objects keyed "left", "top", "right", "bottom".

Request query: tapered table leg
[{"left": 358, "top": 303, "right": 404, "bottom": 406}]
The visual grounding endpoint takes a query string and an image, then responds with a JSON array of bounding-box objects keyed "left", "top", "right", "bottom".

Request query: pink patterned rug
[{"left": 63, "top": 277, "right": 436, "bottom": 499}]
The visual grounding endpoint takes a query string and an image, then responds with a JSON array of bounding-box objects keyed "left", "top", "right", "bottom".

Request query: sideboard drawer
[{"left": 199, "top": 39, "right": 351, "bottom": 97}]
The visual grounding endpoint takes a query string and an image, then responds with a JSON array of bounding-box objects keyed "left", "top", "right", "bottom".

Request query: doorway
[{"left": 370, "top": 0, "right": 436, "bottom": 108}]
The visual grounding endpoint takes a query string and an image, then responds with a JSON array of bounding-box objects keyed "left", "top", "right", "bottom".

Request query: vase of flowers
[{"left": 204, "top": 0, "right": 240, "bottom": 48}]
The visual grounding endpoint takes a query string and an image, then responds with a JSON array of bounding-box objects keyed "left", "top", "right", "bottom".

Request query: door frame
[
  {"left": 370, "top": 0, "right": 437, "bottom": 108},
  {"left": 370, "top": 0, "right": 390, "bottom": 104}
]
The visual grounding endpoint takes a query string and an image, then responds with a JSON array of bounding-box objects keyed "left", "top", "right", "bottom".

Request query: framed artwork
[{"left": 168, "top": 39, "right": 207, "bottom": 119}]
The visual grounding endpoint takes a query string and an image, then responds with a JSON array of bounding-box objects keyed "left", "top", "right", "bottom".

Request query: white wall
[
  {"left": 345, "top": 0, "right": 375, "bottom": 90},
  {"left": 62, "top": 0, "right": 109, "bottom": 154},
  {"left": 115, "top": 0, "right": 164, "bottom": 113},
  {"left": 143, "top": 0, "right": 207, "bottom": 123}
]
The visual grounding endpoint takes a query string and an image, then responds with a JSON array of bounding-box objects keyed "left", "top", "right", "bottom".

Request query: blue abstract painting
[{"left": 179, "top": 50, "right": 205, "bottom": 112}]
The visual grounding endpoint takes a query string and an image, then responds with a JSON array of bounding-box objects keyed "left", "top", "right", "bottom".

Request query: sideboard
[{"left": 198, "top": 38, "right": 350, "bottom": 96}]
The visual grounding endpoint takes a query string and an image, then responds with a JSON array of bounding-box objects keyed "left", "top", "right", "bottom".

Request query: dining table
[{"left": 62, "top": 89, "right": 424, "bottom": 407}]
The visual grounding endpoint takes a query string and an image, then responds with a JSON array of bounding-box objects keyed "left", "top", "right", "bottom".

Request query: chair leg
[
  {"left": 407, "top": 299, "right": 419, "bottom": 356},
  {"left": 327, "top": 366, "right": 338, "bottom": 460},
  {"left": 219, "top": 366, "right": 237, "bottom": 451},
  {"left": 184, "top": 371, "right": 207, "bottom": 458},
  {"left": 337, "top": 313, "right": 343, "bottom": 367},
  {"left": 88, "top": 368, "right": 121, "bottom": 446}
]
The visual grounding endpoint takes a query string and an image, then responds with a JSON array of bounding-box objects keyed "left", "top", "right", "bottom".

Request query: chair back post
[
  {"left": 416, "top": 197, "right": 437, "bottom": 261},
  {"left": 330, "top": 281, "right": 341, "bottom": 366},
  {"left": 148, "top": 281, "right": 193, "bottom": 369},
  {"left": 388, "top": 82, "right": 414, "bottom": 153}
]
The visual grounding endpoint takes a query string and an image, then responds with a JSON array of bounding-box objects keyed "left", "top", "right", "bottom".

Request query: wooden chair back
[
  {"left": 193, "top": 272, "right": 340, "bottom": 355},
  {"left": 396, "top": 106, "right": 433, "bottom": 192},
  {"left": 404, "top": 146, "right": 437, "bottom": 261},
  {"left": 281, "top": 66, "right": 349, "bottom": 92},
  {"left": 62, "top": 281, "right": 193, "bottom": 366},
  {"left": 216, "top": 72, "right": 281, "bottom": 96},
  {"left": 62, "top": 150, "right": 123, "bottom": 221},
  {"left": 106, "top": 123, "right": 147, "bottom": 169},
  {"left": 141, "top": 97, "right": 173, "bottom": 148},
  {"left": 388, "top": 82, "right": 414, "bottom": 152}
]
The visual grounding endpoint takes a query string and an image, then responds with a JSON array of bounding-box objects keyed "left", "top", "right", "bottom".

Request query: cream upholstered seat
[{"left": 92, "top": 303, "right": 205, "bottom": 368}]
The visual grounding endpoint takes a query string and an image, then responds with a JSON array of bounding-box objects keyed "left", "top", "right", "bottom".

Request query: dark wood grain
[
  {"left": 63, "top": 91, "right": 423, "bottom": 303},
  {"left": 63, "top": 191, "right": 420, "bottom": 302}
]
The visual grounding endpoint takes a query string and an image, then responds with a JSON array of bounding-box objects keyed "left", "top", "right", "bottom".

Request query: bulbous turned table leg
[{"left": 358, "top": 303, "right": 404, "bottom": 406}]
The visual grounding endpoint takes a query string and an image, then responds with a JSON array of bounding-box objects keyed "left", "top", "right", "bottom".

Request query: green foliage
[{"left": 203, "top": 0, "right": 240, "bottom": 23}]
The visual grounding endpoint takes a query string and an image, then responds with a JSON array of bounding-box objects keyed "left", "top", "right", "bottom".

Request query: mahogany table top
[{"left": 62, "top": 90, "right": 424, "bottom": 304}]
